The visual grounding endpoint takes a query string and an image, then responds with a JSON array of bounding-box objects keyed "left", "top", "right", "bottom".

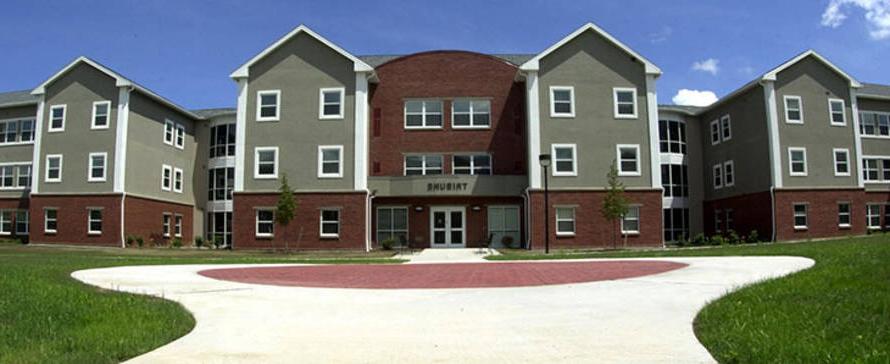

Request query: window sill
[
  {"left": 0, "top": 141, "right": 35, "bottom": 147},
  {"left": 549, "top": 114, "right": 575, "bottom": 119},
  {"left": 254, "top": 175, "right": 278, "bottom": 180},
  {"left": 256, "top": 118, "right": 280, "bottom": 123},
  {"left": 829, "top": 123, "right": 847, "bottom": 127},
  {"left": 793, "top": 226, "right": 808, "bottom": 231},
  {"left": 555, "top": 233, "right": 575, "bottom": 238},
  {"left": 451, "top": 125, "right": 491, "bottom": 130},
  {"left": 618, "top": 172, "right": 642, "bottom": 177},
  {"left": 621, "top": 231, "right": 640, "bottom": 236},
  {"left": 87, "top": 232, "right": 102, "bottom": 236},
  {"left": 47, "top": 129, "right": 65, "bottom": 133},
  {"left": 614, "top": 115, "right": 638, "bottom": 120},
  {"left": 404, "top": 126, "right": 444, "bottom": 130},
  {"left": 317, "top": 175, "right": 344, "bottom": 179},
  {"left": 255, "top": 234, "right": 274, "bottom": 239},
  {"left": 44, "top": 231, "right": 56, "bottom": 235},
  {"left": 320, "top": 235, "right": 340, "bottom": 240},
  {"left": 838, "top": 224, "right": 851, "bottom": 229},
  {"left": 319, "top": 116, "right": 344, "bottom": 120},
  {"left": 91, "top": 126, "right": 110, "bottom": 130}
]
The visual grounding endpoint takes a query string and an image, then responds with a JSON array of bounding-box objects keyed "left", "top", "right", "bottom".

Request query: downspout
[
  {"left": 116, "top": 85, "right": 134, "bottom": 248},
  {"left": 367, "top": 191, "right": 376, "bottom": 252},
  {"left": 523, "top": 187, "right": 532, "bottom": 250},
  {"left": 770, "top": 186, "right": 777, "bottom": 242}
]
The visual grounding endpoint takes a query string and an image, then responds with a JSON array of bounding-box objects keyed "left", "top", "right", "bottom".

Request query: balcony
[{"left": 368, "top": 175, "right": 528, "bottom": 197}]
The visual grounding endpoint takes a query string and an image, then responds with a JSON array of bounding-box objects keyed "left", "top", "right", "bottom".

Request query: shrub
[
  {"left": 171, "top": 238, "right": 182, "bottom": 248},
  {"left": 194, "top": 236, "right": 205, "bottom": 249},
  {"left": 727, "top": 230, "right": 742, "bottom": 245},
  {"left": 501, "top": 236, "right": 514, "bottom": 249},
  {"left": 746, "top": 230, "right": 760, "bottom": 244},
  {"left": 125, "top": 235, "right": 135, "bottom": 247},
  {"left": 690, "top": 233, "right": 708, "bottom": 247},
  {"left": 135, "top": 236, "right": 144, "bottom": 248},
  {"left": 381, "top": 238, "right": 395, "bottom": 251},
  {"left": 711, "top": 235, "right": 726, "bottom": 246}
]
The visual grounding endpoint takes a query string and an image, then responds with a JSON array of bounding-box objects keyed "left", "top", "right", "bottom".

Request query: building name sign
[{"left": 426, "top": 182, "right": 470, "bottom": 192}]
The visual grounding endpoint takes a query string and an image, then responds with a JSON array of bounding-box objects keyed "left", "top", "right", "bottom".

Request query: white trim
[
  {"left": 162, "top": 213, "right": 171, "bottom": 237},
  {"left": 48, "top": 104, "right": 66, "bottom": 132},
  {"left": 255, "top": 208, "right": 275, "bottom": 238},
  {"left": 87, "top": 208, "right": 103, "bottom": 235},
  {"left": 723, "top": 160, "right": 735, "bottom": 187},
  {"left": 254, "top": 146, "right": 279, "bottom": 179},
  {"left": 709, "top": 119, "right": 720, "bottom": 145},
  {"left": 833, "top": 148, "right": 851, "bottom": 176},
  {"left": 788, "top": 147, "right": 808, "bottom": 176},
  {"left": 44, "top": 154, "right": 63, "bottom": 183},
  {"left": 554, "top": 206, "right": 576, "bottom": 237},
  {"left": 645, "top": 75, "right": 660, "bottom": 189},
  {"left": 526, "top": 71, "right": 542, "bottom": 189},
  {"left": 31, "top": 97, "right": 44, "bottom": 193},
  {"left": 763, "top": 81, "right": 784, "bottom": 188},
  {"left": 783, "top": 95, "right": 804, "bottom": 124},
  {"left": 616, "top": 144, "right": 641, "bottom": 176},
  {"left": 620, "top": 205, "right": 641, "bottom": 234},
  {"left": 828, "top": 98, "right": 847, "bottom": 126},
  {"left": 837, "top": 202, "right": 851, "bottom": 228},
  {"left": 173, "top": 167, "right": 183, "bottom": 193},
  {"left": 174, "top": 214, "right": 183, "bottom": 237},
  {"left": 549, "top": 86, "right": 575, "bottom": 118},
  {"left": 174, "top": 123, "right": 185, "bottom": 149},
  {"left": 712, "top": 164, "right": 723, "bottom": 189},
  {"left": 113, "top": 87, "right": 130, "bottom": 192},
  {"left": 90, "top": 101, "right": 112, "bottom": 130},
  {"left": 256, "top": 90, "right": 281, "bottom": 122},
  {"left": 761, "top": 50, "right": 861, "bottom": 88},
  {"left": 612, "top": 87, "right": 638, "bottom": 119},
  {"left": 451, "top": 154, "right": 493, "bottom": 175},
  {"left": 43, "top": 208, "right": 57, "bottom": 234},
  {"left": 234, "top": 79, "right": 247, "bottom": 192},
  {"left": 451, "top": 99, "right": 492, "bottom": 129},
  {"left": 160, "top": 164, "right": 172, "bottom": 191},
  {"left": 720, "top": 114, "right": 732, "bottom": 141},
  {"left": 87, "top": 152, "right": 107, "bottom": 182},
  {"left": 318, "top": 87, "right": 345, "bottom": 120},
  {"left": 551, "top": 143, "right": 577, "bottom": 177},
  {"left": 318, "top": 145, "right": 344, "bottom": 178},
  {"left": 319, "top": 208, "right": 340, "bottom": 238},
  {"left": 792, "top": 203, "right": 808, "bottom": 230},
  {"left": 353, "top": 73, "right": 369, "bottom": 190},
  {"left": 850, "top": 88, "right": 865, "bottom": 188},
  {"left": 163, "top": 119, "right": 175, "bottom": 145}
]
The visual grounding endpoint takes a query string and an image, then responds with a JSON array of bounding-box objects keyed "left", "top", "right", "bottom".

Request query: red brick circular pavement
[{"left": 198, "top": 261, "right": 687, "bottom": 289}]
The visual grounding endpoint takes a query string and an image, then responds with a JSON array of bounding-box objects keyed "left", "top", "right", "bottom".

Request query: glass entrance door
[{"left": 430, "top": 207, "right": 465, "bottom": 248}]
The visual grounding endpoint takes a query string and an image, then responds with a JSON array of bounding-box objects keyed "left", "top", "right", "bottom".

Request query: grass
[
  {"left": 492, "top": 234, "right": 890, "bottom": 363},
  {"left": 0, "top": 242, "right": 401, "bottom": 364}
]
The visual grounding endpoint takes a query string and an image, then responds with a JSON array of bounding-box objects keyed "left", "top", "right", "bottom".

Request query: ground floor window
[
  {"left": 44, "top": 209, "right": 57, "bottom": 233},
  {"left": 838, "top": 203, "right": 851, "bottom": 228},
  {"left": 15, "top": 210, "right": 27, "bottom": 236},
  {"left": 714, "top": 209, "right": 722, "bottom": 234},
  {"left": 256, "top": 209, "right": 274, "bottom": 237},
  {"left": 555, "top": 207, "right": 575, "bottom": 236},
  {"left": 88, "top": 209, "right": 102, "bottom": 235},
  {"left": 320, "top": 209, "right": 340, "bottom": 238},
  {"left": 725, "top": 209, "right": 734, "bottom": 231},
  {"left": 886, "top": 205, "right": 890, "bottom": 228},
  {"left": 867, "top": 205, "right": 881, "bottom": 229},
  {"left": 488, "top": 206, "right": 520, "bottom": 248},
  {"left": 377, "top": 207, "right": 408, "bottom": 245},
  {"left": 163, "top": 214, "right": 171, "bottom": 237},
  {"left": 0, "top": 210, "right": 11, "bottom": 235},
  {"left": 174, "top": 215, "right": 183, "bottom": 238},
  {"left": 663, "top": 208, "right": 689, "bottom": 242},
  {"left": 621, "top": 206, "right": 640, "bottom": 234},
  {"left": 206, "top": 211, "right": 232, "bottom": 247},
  {"left": 793, "top": 204, "right": 808, "bottom": 230}
]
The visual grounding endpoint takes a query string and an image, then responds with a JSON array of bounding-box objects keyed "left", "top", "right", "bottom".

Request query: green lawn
[
  {"left": 493, "top": 234, "right": 890, "bottom": 363},
  {"left": 0, "top": 243, "right": 400, "bottom": 364}
]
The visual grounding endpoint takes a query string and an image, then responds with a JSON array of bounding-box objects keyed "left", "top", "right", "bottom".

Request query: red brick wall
[
  {"left": 528, "top": 190, "right": 662, "bottom": 249},
  {"left": 368, "top": 51, "right": 526, "bottom": 176},
  {"left": 233, "top": 192, "right": 367, "bottom": 250},
  {"left": 0, "top": 197, "right": 30, "bottom": 241},
  {"left": 124, "top": 195, "right": 194, "bottom": 246},
  {"left": 371, "top": 196, "right": 524, "bottom": 248},
  {"left": 703, "top": 191, "right": 773, "bottom": 239},
  {"left": 773, "top": 189, "right": 868, "bottom": 241},
  {"left": 29, "top": 194, "right": 122, "bottom": 247}
]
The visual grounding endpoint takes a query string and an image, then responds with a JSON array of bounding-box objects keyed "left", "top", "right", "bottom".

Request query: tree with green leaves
[
  {"left": 601, "top": 161, "right": 629, "bottom": 249},
  {"left": 276, "top": 174, "right": 296, "bottom": 251}
]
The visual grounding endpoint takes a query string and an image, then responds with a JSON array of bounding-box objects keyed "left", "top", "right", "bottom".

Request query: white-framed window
[
  {"left": 658, "top": 119, "right": 686, "bottom": 154},
  {"left": 714, "top": 209, "right": 723, "bottom": 233},
  {"left": 254, "top": 147, "right": 279, "bottom": 179},
  {"left": 784, "top": 95, "right": 803, "bottom": 124},
  {"left": 884, "top": 160, "right": 890, "bottom": 181},
  {"left": 0, "top": 166, "right": 13, "bottom": 189},
  {"left": 256, "top": 209, "right": 275, "bottom": 237},
  {"left": 793, "top": 203, "right": 808, "bottom": 230},
  {"left": 173, "top": 168, "right": 183, "bottom": 193},
  {"left": 713, "top": 164, "right": 723, "bottom": 189},
  {"left": 828, "top": 98, "right": 846, "bottom": 126},
  {"left": 175, "top": 124, "right": 185, "bottom": 149},
  {"left": 318, "top": 87, "right": 345, "bottom": 119},
  {"left": 621, "top": 206, "right": 640, "bottom": 234},
  {"left": 404, "top": 155, "right": 443, "bottom": 175},
  {"left": 44, "top": 208, "right": 57, "bottom": 233},
  {"left": 87, "top": 208, "right": 102, "bottom": 235},
  {"left": 19, "top": 119, "right": 34, "bottom": 142},
  {"left": 710, "top": 119, "right": 720, "bottom": 145},
  {"left": 788, "top": 147, "right": 808, "bottom": 176},
  {"left": 863, "top": 159, "right": 879, "bottom": 181},
  {"left": 613, "top": 87, "right": 638, "bottom": 119},
  {"left": 256, "top": 90, "right": 281, "bottom": 122},
  {"left": 87, "top": 152, "right": 107, "bottom": 182},
  {"left": 833, "top": 148, "right": 850, "bottom": 176},
  {"left": 163, "top": 120, "right": 175, "bottom": 145},
  {"left": 162, "top": 214, "right": 171, "bottom": 237},
  {"left": 720, "top": 115, "right": 732, "bottom": 141},
  {"left": 555, "top": 206, "right": 575, "bottom": 236},
  {"left": 15, "top": 210, "right": 29, "bottom": 236},
  {"left": 0, "top": 164, "right": 30, "bottom": 190},
  {"left": 404, "top": 100, "right": 443, "bottom": 128},
  {"left": 48, "top": 105, "right": 66, "bottom": 132},
  {"left": 552, "top": 144, "right": 577, "bottom": 176},
  {"left": 838, "top": 202, "right": 851, "bottom": 228},
  {"left": 452, "top": 99, "right": 491, "bottom": 128},
  {"left": 0, "top": 119, "right": 35, "bottom": 144},
  {"left": 318, "top": 145, "right": 343, "bottom": 178},
  {"left": 859, "top": 111, "right": 890, "bottom": 137},
  {"left": 0, "top": 210, "right": 11, "bottom": 235},
  {"left": 723, "top": 161, "right": 735, "bottom": 187},
  {"left": 45, "top": 154, "right": 63, "bottom": 182},
  {"left": 91, "top": 101, "right": 111, "bottom": 129},
  {"left": 725, "top": 209, "right": 734, "bottom": 231},
  {"left": 549, "top": 86, "right": 575, "bottom": 118},
  {"left": 161, "top": 164, "right": 172, "bottom": 191},
  {"left": 376, "top": 207, "right": 409, "bottom": 243},
  {"left": 16, "top": 165, "right": 31, "bottom": 189},
  {"left": 452, "top": 154, "right": 492, "bottom": 175},
  {"left": 174, "top": 214, "right": 182, "bottom": 237},
  {"left": 866, "top": 204, "right": 881, "bottom": 229},
  {"left": 320, "top": 209, "right": 340, "bottom": 238},
  {"left": 616, "top": 144, "right": 641, "bottom": 176}
]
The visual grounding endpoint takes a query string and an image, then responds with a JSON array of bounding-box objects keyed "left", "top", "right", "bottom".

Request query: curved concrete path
[{"left": 72, "top": 256, "right": 813, "bottom": 363}]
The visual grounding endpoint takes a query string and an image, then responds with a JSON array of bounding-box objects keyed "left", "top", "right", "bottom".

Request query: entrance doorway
[{"left": 430, "top": 207, "right": 465, "bottom": 248}]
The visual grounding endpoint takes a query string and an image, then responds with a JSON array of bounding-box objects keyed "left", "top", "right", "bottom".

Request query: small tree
[
  {"left": 276, "top": 174, "right": 296, "bottom": 252},
  {"left": 601, "top": 161, "right": 629, "bottom": 249}
]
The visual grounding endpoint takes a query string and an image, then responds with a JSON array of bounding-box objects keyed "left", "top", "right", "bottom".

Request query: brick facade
[
  {"left": 124, "top": 195, "right": 194, "bottom": 246},
  {"left": 0, "top": 197, "right": 30, "bottom": 241},
  {"left": 28, "top": 194, "right": 122, "bottom": 247},
  {"left": 773, "top": 189, "right": 869, "bottom": 240},
  {"left": 703, "top": 191, "right": 774, "bottom": 239}
]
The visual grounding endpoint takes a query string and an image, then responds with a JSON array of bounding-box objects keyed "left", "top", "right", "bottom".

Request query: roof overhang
[{"left": 760, "top": 50, "right": 861, "bottom": 88}]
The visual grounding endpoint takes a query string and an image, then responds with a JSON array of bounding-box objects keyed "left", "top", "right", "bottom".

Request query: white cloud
[
  {"left": 692, "top": 58, "right": 720, "bottom": 75},
  {"left": 821, "top": 0, "right": 890, "bottom": 40},
  {"left": 672, "top": 89, "right": 719, "bottom": 107},
  {"left": 649, "top": 26, "right": 673, "bottom": 43}
]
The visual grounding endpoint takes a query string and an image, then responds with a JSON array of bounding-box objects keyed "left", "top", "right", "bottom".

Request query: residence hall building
[{"left": 0, "top": 23, "right": 887, "bottom": 250}]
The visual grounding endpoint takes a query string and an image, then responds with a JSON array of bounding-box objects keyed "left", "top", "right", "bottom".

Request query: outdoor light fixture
[
  {"left": 539, "top": 154, "right": 552, "bottom": 254},
  {"left": 472, "top": 206, "right": 481, "bottom": 211},
  {"left": 414, "top": 206, "right": 423, "bottom": 212}
]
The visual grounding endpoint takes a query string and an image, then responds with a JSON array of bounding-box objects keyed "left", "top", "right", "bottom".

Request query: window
[
  {"left": 710, "top": 119, "right": 720, "bottom": 145},
  {"left": 866, "top": 205, "right": 881, "bottom": 229},
  {"left": 616, "top": 144, "right": 640, "bottom": 176},
  {"left": 621, "top": 206, "right": 640, "bottom": 234},
  {"left": 714, "top": 209, "right": 722, "bottom": 233},
  {"left": 208, "top": 167, "right": 234, "bottom": 201},
  {"left": 720, "top": 115, "right": 732, "bottom": 141},
  {"left": 784, "top": 95, "right": 803, "bottom": 124},
  {"left": 88, "top": 152, "right": 107, "bottom": 182},
  {"left": 838, "top": 203, "right": 851, "bottom": 228},
  {"left": 0, "top": 119, "right": 35, "bottom": 144},
  {"left": 452, "top": 100, "right": 491, "bottom": 128},
  {"left": 658, "top": 119, "right": 686, "bottom": 154},
  {"left": 788, "top": 147, "right": 807, "bottom": 176},
  {"left": 404, "top": 100, "right": 443, "bottom": 128},
  {"left": 0, "top": 164, "right": 30, "bottom": 190},
  {"left": 793, "top": 204, "right": 808, "bottom": 230},
  {"left": 44, "top": 209, "right": 57, "bottom": 233},
  {"left": 254, "top": 147, "right": 278, "bottom": 179},
  {"left": 91, "top": 101, "right": 111, "bottom": 129},
  {"left": 88, "top": 209, "right": 102, "bottom": 235},
  {"left": 404, "top": 155, "right": 443, "bottom": 175},
  {"left": 0, "top": 166, "right": 13, "bottom": 188},
  {"left": 613, "top": 88, "right": 637, "bottom": 119},
  {"left": 16, "top": 165, "right": 31, "bottom": 189},
  {"left": 174, "top": 215, "right": 182, "bottom": 237},
  {"left": 175, "top": 124, "right": 185, "bottom": 149},
  {"left": 713, "top": 164, "right": 723, "bottom": 189},
  {"left": 723, "top": 161, "right": 735, "bottom": 187},
  {"left": 833, "top": 148, "right": 850, "bottom": 176},
  {"left": 162, "top": 214, "right": 171, "bottom": 237},
  {"left": 549, "top": 86, "right": 574, "bottom": 117},
  {"left": 1, "top": 121, "right": 15, "bottom": 143},
  {"left": 256, "top": 90, "right": 281, "bottom": 121},
  {"left": 377, "top": 207, "right": 408, "bottom": 243},
  {"left": 161, "top": 164, "right": 172, "bottom": 191},
  {"left": 452, "top": 155, "right": 491, "bottom": 175},
  {"left": 49, "top": 105, "right": 66, "bottom": 132},
  {"left": 863, "top": 159, "right": 879, "bottom": 181},
  {"left": 318, "top": 88, "right": 345, "bottom": 119},
  {"left": 555, "top": 207, "right": 575, "bottom": 236},
  {"left": 20, "top": 119, "right": 34, "bottom": 142},
  {"left": 209, "top": 124, "right": 236, "bottom": 158},
  {"left": 886, "top": 205, "right": 890, "bottom": 228},
  {"left": 45, "top": 155, "right": 62, "bottom": 182},
  {"left": 163, "top": 120, "right": 175, "bottom": 145},
  {"left": 661, "top": 164, "right": 688, "bottom": 197},
  {"left": 14, "top": 211, "right": 29, "bottom": 236},
  {"left": 173, "top": 168, "right": 183, "bottom": 193},
  {"left": 884, "top": 160, "right": 890, "bottom": 181},
  {"left": 552, "top": 144, "right": 577, "bottom": 176},
  {"left": 859, "top": 111, "right": 890, "bottom": 137},
  {"left": 663, "top": 208, "right": 689, "bottom": 242},
  {"left": 725, "top": 209, "right": 734, "bottom": 231},
  {"left": 318, "top": 145, "right": 343, "bottom": 178},
  {"left": 256, "top": 209, "right": 275, "bottom": 237},
  {"left": 828, "top": 99, "right": 846, "bottom": 126},
  {"left": 0, "top": 211, "right": 10, "bottom": 235},
  {"left": 488, "top": 206, "right": 520, "bottom": 247},
  {"left": 320, "top": 209, "right": 340, "bottom": 238}
]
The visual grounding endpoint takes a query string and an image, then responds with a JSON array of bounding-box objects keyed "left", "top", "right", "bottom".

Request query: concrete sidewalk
[{"left": 400, "top": 248, "right": 497, "bottom": 263}]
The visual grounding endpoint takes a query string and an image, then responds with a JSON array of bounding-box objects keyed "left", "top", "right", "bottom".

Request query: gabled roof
[
  {"left": 31, "top": 56, "right": 200, "bottom": 119},
  {"left": 520, "top": 22, "right": 661, "bottom": 76},
  {"left": 762, "top": 50, "right": 861, "bottom": 88},
  {"left": 230, "top": 25, "right": 373, "bottom": 79},
  {"left": 0, "top": 90, "right": 38, "bottom": 108}
]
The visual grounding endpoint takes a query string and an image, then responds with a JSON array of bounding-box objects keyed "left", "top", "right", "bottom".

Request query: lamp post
[{"left": 538, "top": 154, "right": 551, "bottom": 254}]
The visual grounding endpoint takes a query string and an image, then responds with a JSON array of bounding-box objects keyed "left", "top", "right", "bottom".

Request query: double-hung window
[
  {"left": 175, "top": 124, "right": 185, "bottom": 149},
  {"left": 87, "top": 208, "right": 103, "bottom": 235},
  {"left": 550, "top": 86, "right": 574, "bottom": 117},
  {"left": 784, "top": 95, "right": 803, "bottom": 124},
  {"left": 404, "top": 100, "right": 443, "bottom": 128},
  {"left": 833, "top": 148, "right": 850, "bottom": 176},
  {"left": 858, "top": 112, "right": 890, "bottom": 136},
  {"left": 793, "top": 204, "right": 808, "bottom": 230},
  {"left": 710, "top": 119, "right": 720, "bottom": 145},
  {"left": 552, "top": 144, "right": 577, "bottom": 176},
  {"left": 163, "top": 120, "right": 175, "bottom": 145},
  {"left": 0, "top": 166, "right": 14, "bottom": 189},
  {"left": 713, "top": 164, "right": 723, "bottom": 189},
  {"left": 91, "top": 101, "right": 111, "bottom": 129},
  {"left": 44, "top": 209, "right": 57, "bottom": 233},
  {"left": 256, "top": 90, "right": 281, "bottom": 121},
  {"left": 616, "top": 144, "right": 640, "bottom": 176},
  {"left": 452, "top": 155, "right": 491, "bottom": 175},
  {"left": 404, "top": 155, "right": 443, "bottom": 175},
  {"left": 318, "top": 145, "right": 343, "bottom": 178},
  {"left": 723, "top": 161, "right": 735, "bottom": 187},
  {"left": 174, "top": 215, "right": 183, "bottom": 237},
  {"left": 720, "top": 115, "right": 732, "bottom": 141},
  {"left": 173, "top": 168, "right": 183, "bottom": 193},
  {"left": 0, "top": 121, "right": 16, "bottom": 143},
  {"left": 49, "top": 105, "right": 66, "bottom": 132},
  {"left": 162, "top": 214, "right": 171, "bottom": 237},
  {"left": 863, "top": 159, "right": 879, "bottom": 181},
  {"left": 161, "top": 164, "right": 172, "bottom": 191},
  {"left": 0, "top": 210, "right": 11, "bottom": 235},
  {"left": 555, "top": 207, "right": 575, "bottom": 236},
  {"left": 838, "top": 203, "right": 851, "bottom": 228},
  {"left": 0, "top": 119, "right": 35, "bottom": 144},
  {"left": 621, "top": 206, "right": 640, "bottom": 234},
  {"left": 254, "top": 147, "right": 279, "bottom": 179},
  {"left": 866, "top": 205, "right": 881, "bottom": 229},
  {"left": 452, "top": 100, "right": 491, "bottom": 128},
  {"left": 20, "top": 119, "right": 34, "bottom": 142},
  {"left": 16, "top": 165, "right": 30, "bottom": 189},
  {"left": 884, "top": 160, "right": 890, "bottom": 181},
  {"left": 256, "top": 209, "right": 275, "bottom": 237},
  {"left": 788, "top": 147, "right": 808, "bottom": 176},
  {"left": 320, "top": 209, "right": 340, "bottom": 238},
  {"left": 88, "top": 152, "right": 107, "bottom": 182},
  {"left": 45, "top": 155, "right": 63, "bottom": 182},
  {"left": 319, "top": 88, "right": 345, "bottom": 119},
  {"left": 613, "top": 88, "right": 637, "bottom": 119},
  {"left": 828, "top": 99, "right": 846, "bottom": 126},
  {"left": 14, "top": 210, "right": 27, "bottom": 236}
]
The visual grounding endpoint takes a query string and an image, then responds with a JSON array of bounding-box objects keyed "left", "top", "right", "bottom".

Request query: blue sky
[{"left": 2, "top": 0, "right": 889, "bottom": 109}]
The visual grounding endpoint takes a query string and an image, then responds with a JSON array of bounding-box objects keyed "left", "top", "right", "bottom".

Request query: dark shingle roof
[
  {"left": 358, "top": 53, "right": 535, "bottom": 68},
  {"left": 859, "top": 83, "right": 890, "bottom": 99},
  {"left": 191, "top": 108, "right": 236, "bottom": 119},
  {"left": 0, "top": 90, "right": 38, "bottom": 108}
]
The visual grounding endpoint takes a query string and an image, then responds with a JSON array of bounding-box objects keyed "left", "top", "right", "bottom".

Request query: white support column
[
  {"left": 762, "top": 81, "right": 783, "bottom": 188},
  {"left": 353, "top": 72, "right": 369, "bottom": 191},
  {"left": 850, "top": 87, "right": 865, "bottom": 188},
  {"left": 645, "top": 75, "right": 661, "bottom": 189},
  {"left": 526, "top": 71, "right": 542, "bottom": 189},
  {"left": 30, "top": 96, "right": 45, "bottom": 194},
  {"left": 113, "top": 87, "right": 131, "bottom": 193},
  {"left": 234, "top": 79, "right": 248, "bottom": 192}
]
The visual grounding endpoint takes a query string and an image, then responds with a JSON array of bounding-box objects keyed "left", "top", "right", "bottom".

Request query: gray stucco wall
[
  {"left": 0, "top": 105, "right": 36, "bottom": 199},
  {"left": 537, "top": 30, "right": 652, "bottom": 189},
  {"left": 244, "top": 32, "right": 356, "bottom": 192}
]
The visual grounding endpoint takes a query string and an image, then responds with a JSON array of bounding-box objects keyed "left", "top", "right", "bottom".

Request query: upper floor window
[
  {"left": 209, "top": 124, "right": 236, "bottom": 158},
  {"left": 208, "top": 167, "right": 234, "bottom": 201},
  {"left": 173, "top": 168, "right": 183, "bottom": 193},
  {"left": 91, "top": 101, "right": 111, "bottom": 129},
  {"left": 784, "top": 95, "right": 803, "bottom": 124},
  {"left": 720, "top": 115, "right": 732, "bottom": 141},
  {"left": 859, "top": 111, "right": 890, "bottom": 137},
  {"left": 0, "top": 164, "right": 31, "bottom": 190},
  {"left": 161, "top": 164, "right": 172, "bottom": 191},
  {"left": 788, "top": 147, "right": 808, "bottom": 176},
  {"left": 175, "top": 124, "right": 185, "bottom": 149},
  {"left": 613, "top": 88, "right": 637, "bottom": 119},
  {"left": 723, "top": 161, "right": 735, "bottom": 187},
  {"left": 452, "top": 100, "right": 490, "bottom": 128},
  {"left": 833, "top": 148, "right": 850, "bottom": 176},
  {"left": 658, "top": 119, "right": 686, "bottom": 154},
  {"left": 405, "top": 155, "right": 443, "bottom": 175},
  {"left": 863, "top": 159, "right": 879, "bottom": 181},
  {"left": 45, "top": 155, "right": 62, "bottom": 182},
  {"left": 49, "top": 105, "right": 66, "bottom": 132},
  {"left": 319, "top": 88, "right": 344, "bottom": 119},
  {"left": 257, "top": 90, "right": 281, "bottom": 121},
  {"left": 549, "top": 86, "right": 574, "bottom": 118},
  {"left": 452, "top": 155, "right": 491, "bottom": 175},
  {"left": 164, "top": 120, "right": 175, "bottom": 145},
  {"left": 713, "top": 164, "right": 723, "bottom": 189},
  {"left": 0, "top": 119, "right": 35, "bottom": 145},
  {"left": 404, "top": 100, "right": 442, "bottom": 129},
  {"left": 616, "top": 144, "right": 640, "bottom": 176},
  {"left": 710, "top": 119, "right": 720, "bottom": 145},
  {"left": 254, "top": 147, "right": 278, "bottom": 179},
  {"left": 87, "top": 152, "right": 107, "bottom": 182},
  {"left": 828, "top": 99, "right": 846, "bottom": 126},
  {"left": 552, "top": 144, "right": 577, "bottom": 176},
  {"left": 318, "top": 145, "right": 343, "bottom": 178},
  {"left": 661, "top": 164, "right": 688, "bottom": 198}
]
